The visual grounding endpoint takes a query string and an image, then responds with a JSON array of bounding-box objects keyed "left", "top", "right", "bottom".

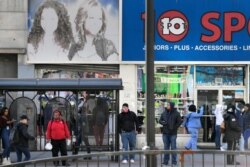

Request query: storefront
[
  {"left": 1, "top": 0, "right": 250, "bottom": 150},
  {"left": 122, "top": 0, "right": 250, "bottom": 148}
]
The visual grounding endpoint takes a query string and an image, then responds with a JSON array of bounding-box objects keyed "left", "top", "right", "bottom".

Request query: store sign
[{"left": 122, "top": 0, "right": 250, "bottom": 62}]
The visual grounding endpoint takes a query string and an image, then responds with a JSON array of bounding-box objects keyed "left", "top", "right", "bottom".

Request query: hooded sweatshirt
[{"left": 159, "top": 102, "right": 182, "bottom": 135}]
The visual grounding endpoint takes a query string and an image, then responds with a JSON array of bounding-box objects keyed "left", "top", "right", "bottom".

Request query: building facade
[{"left": 0, "top": 0, "right": 250, "bottom": 149}]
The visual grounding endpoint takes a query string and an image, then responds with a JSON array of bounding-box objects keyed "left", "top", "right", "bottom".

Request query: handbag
[
  {"left": 45, "top": 142, "right": 52, "bottom": 150},
  {"left": 220, "top": 121, "right": 225, "bottom": 133}
]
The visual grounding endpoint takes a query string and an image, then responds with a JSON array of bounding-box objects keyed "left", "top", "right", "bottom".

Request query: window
[{"left": 196, "top": 66, "right": 245, "bottom": 86}]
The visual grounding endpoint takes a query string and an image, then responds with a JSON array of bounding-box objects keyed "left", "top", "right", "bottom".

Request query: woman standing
[{"left": 0, "top": 107, "right": 16, "bottom": 165}]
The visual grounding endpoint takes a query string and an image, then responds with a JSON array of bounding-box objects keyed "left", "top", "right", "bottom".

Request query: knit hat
[
  {"left": 53, "top": 110, "right": 62, "bottom": 115},
  {"left": 188, "top": 104, "right": 196, "bottom": 112},
  {"left": 122, "top": 103, "right": 129, "bottom": 107}
]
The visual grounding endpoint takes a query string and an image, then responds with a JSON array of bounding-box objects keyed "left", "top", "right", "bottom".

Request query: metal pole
[{"left": 145, "top": 0, "right": 156, "bottom": 167}]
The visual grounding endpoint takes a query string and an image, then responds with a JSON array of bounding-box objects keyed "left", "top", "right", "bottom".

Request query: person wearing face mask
[
  {"left": 213, "top": 104, "right": 224, "bottom": 150},
  {"left": 235, "top": 100, "right": 245, "bottom": 151},
  {"left": 224, "top": 104, "right": 241, "bottom": 165}
]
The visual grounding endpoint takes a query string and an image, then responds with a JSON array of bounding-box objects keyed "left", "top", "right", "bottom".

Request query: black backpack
[{"left": 9, "top": 125, "right": 19, "bottom": 145}]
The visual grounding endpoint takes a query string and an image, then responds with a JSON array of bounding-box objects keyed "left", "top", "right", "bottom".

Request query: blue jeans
[
  {"left": 16, "top": 146, "right": 31, "bottom": 162},
  {"left": 162, "top": 134, "right": 177, "bottom": 165},
  {"left": 121, "top": 131, "right": 136, "bottom": 160},
  {"left": 185, "top": 128, "right": 199, "bottom": 150},
  {"left": 2, "top": 127, "right": 10, "bottom": 158},
  {"left": 215, "top": 125, "right": 221, "bottom": 149}
]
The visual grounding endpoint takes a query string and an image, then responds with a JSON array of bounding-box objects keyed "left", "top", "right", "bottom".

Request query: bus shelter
[{"left": 0, "top": 78, "right": 123, "bottom": 153}]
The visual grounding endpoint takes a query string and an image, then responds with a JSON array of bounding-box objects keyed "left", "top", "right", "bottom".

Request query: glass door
[{"left": 197, "top": 90, "right": 218, "bottom": 142}]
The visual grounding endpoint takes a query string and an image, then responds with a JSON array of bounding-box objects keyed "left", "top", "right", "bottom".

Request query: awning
[{"left": 0, "top": 78, "right": 123, "bottom": 91}]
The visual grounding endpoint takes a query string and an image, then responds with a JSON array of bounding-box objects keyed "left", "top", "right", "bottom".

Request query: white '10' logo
[{"left": 161, "top": 18, "right": 186, "bottom": 35}]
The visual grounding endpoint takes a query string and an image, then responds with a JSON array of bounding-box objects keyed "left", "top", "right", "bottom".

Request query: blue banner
[{"left": 122, "top": 0, "right": 250, "bottom": 61}]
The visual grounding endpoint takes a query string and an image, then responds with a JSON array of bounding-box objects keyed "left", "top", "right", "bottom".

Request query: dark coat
[
  {"left": 224, "top": 112, "right": 241, "bottom": 142},
  {"left": 243, "top": 111, "right": 250, "bottom": 132},
  {"left": 159, "top": 102, "right": 182, "bottom": 135},
  {"left": 16, "top": 123, "right": 35, "bottom": 148}
]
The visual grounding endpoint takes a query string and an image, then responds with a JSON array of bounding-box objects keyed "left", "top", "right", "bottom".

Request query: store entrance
[
  {"left": 197, "top": 89, "right": 245, "bottom": 145},
  {"left": 197, "top": 90, "right": 218, "bottom": 143}
]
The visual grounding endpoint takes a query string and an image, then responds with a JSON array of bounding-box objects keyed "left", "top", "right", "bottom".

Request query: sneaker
[
  {"left": 162, "top": 162, "right": 168, "bottom": 166},
  {"left": 2, "top": 158, "right": 11, "bottom": 165},
  {"left": 130, "top": 159, "right": 135, "bottom": 163},
  {"left": 122, "top": 159, "right": 128, "bottom": 164},
  {"left": 220, "top": 146, "right": 226, "bottom": 151}
]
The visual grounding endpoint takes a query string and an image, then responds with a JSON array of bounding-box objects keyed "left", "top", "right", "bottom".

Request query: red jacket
[{"left": 46, "top": 119, "right": 70, "bottom": 140}]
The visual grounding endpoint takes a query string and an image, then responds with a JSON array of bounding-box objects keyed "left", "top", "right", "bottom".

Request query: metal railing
[{"left": 1, "top": 149, "right": 250, "bottom": 167}]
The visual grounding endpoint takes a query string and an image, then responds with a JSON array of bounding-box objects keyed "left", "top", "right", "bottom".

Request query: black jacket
[
  {"left": 16, "top": 123, "right": 35, "bottom": 148},
  {"left": 242, "top": 111, "right": 250, "bottom": 132},
  {"left": 118, "top": 110, "right": 139, "bottom": 133},
  {"left": 224, "top": 112, "right": 241, "bottom": 142},
  {"left": 159, "top": 102, "right": 182, "bottom": 135}
]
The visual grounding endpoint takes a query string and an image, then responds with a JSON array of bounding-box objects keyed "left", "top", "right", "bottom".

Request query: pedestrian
[
  {"left": 118, "top": 103, "right": 139, "bottom": 164},
  {"left": 235, "top": 100, "right": 245, "bottom": 151},
  {"left": 92, "top": 98, "right": 109, "bottom": 147},
  {"left": 242, "top": 103, "right": 250, "bottom": 149},
  {"left": 46, "top": 110, "right": 71, "bottom": 166},
  {"left": 159, "top": 102, "right": 182, "bottom": 166},
  {"left": 213, "top": 104, "right": 224, "bottom": 150},
  {"left": 224, "top": 104, "right": 241, "bottom": 165},
  {"left": 15, "top": 115, "right": 35, "bottom": 163},
  {"left": 73, "top": 103, "right": 91, "bottom": 159},
  {"left": 0, "top": 107, "right": 16, "bottom": 165},
  {"left": 183, "top": 105, "right": 204, "bottom": 150}
]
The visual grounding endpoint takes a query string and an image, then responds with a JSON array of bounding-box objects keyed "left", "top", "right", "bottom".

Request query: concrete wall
[
  {"left": 0, "top": 0, "right": 27, "bottom": 51},
  {"left": 119, "top": 64, "right": 137, "bottom": 112}
]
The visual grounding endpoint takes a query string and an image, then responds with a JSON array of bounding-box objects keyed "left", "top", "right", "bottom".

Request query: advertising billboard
[
  {"left": 27, "top": 0, "right": 119, "bottom": 64},
  {"left": 122, "top": 0, "right": 250, "bottom": 62}
]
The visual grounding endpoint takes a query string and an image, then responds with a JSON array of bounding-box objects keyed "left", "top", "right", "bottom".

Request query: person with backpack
[
  {"left": 14, "top": 115, "right": 35, "bottom": 163},
  {"left": 0, "top": 107, "right": 16, "bottom": 165},
  {"left": 92, "top": 98, "right": 109, "bottom": 147},
  {"left": 46, "top": 110, "right": 71, "bottom": 166},
  {"left": 224, "top": 104, "right": 241, "bottom": 165}
]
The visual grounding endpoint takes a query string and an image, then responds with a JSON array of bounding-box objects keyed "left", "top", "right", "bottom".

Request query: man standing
[
  {"left": 46, "top": 110, "right": 71, "bottom": 166},
  {"left": 15, "top": 115, "right": 35, "bottom": 163},
  {"left": 118, "top": 103, "right": 139, "bottom": 164},
  {"left": 159, "top": 102, "right": 182, "bottom": 166}
]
